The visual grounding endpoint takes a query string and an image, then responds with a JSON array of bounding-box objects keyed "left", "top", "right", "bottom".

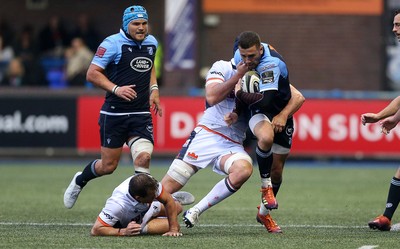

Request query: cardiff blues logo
[{"left": 147, "top": 47, "right": 154, "bottom": 56}]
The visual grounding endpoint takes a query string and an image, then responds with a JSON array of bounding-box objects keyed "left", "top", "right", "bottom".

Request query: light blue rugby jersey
[
  {"left": 92, "top": 29, "right": 158, "bottom": 114},
  {"left": 234, "top": 42, "right": 291, "bottom": 115}
]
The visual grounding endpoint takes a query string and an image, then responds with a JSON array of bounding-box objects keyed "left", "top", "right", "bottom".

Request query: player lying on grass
[{"left": 91, "top": 173, "right": 194, "bottom": 236}]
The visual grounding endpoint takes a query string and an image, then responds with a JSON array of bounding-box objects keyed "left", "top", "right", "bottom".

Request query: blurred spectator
[
  {"left": 0, "top": 34, "right": 15, "bottom": 84},
  {"left": 38, "top": 15, "right": 71, "bottom": 57},
  {"left": 0, "top": 18, "right": 14, "bottom": 50},
  {"left": 1, "top": 57, "right": 25, "bottom": 86},
  {"left": 13, "top": 24, "right": 47, "bottom": 86},
  {"left": 13, "top": 24, "right": 39, "bottom": 63},
  {"left": 71, "top": 13, "right": 101, "bottom": 52},
  {"left": 64, "top": 37, "right": 94, "bottom": 87}
]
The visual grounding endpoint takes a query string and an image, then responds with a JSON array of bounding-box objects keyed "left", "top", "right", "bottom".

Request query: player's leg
[
  {"left": 271, "top": 153, "right": 287, "bottom": 196},
  {"left": 64, "top": 147, "right": 122, "bottom": 209},
  {"left": 249, "top": 114, "right": 277, "bottom": 209},
  {"left": 161, "top": 159, "right": 198, "bottom": 194},
  {"left": 127, "top": 137, "right": 153, "bottom": 174},
  {"left": 162, "top": 127, "right": 220, "bottom": 194},
  {"left": 369, "top": 166, "right": 400, "bottom": 231},
  {"left": 183, "top": 152, "right": 253, "bottom": 227},
  {"left": 64, "top": 113, "right": 125, "bottom": 209},
  {"left": 126, "top": 114, "right": 155, "bottom": 174},
  {"left": 141, "top": 201, "right": 183, "bottom": 235},
  {"left": 257, "top": 118, "right": 292, "bottom": 233},
  {"left": 270, "top": 116, "right": 293, "bottom": 197}
]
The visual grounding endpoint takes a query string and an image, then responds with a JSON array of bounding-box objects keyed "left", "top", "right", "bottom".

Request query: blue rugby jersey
[
  {"left": 92, "top": 29, "right": 158, "bottom": 114},
  {"left": 234, "top": 43, "right": 291, "bottom": 116}
]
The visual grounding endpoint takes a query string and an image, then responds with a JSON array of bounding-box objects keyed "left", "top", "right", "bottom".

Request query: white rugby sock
[{"left": 195, "top": 177, "right": 237, "bottom": 213}]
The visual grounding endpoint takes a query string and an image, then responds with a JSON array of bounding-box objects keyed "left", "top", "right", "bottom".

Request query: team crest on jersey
[
  {"left": 147, "top": 47, "right": 154, "bottom": 55},
  {"left": 261, "top": 71, "right": 274, "bottom": 84},
  {"left": 130, "top": 57, "right": 153, "bottom": 72}
]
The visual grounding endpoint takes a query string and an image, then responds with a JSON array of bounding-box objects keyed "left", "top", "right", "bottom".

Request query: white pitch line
[
  {"left": 0, "top": 222, "right": 368, "bottom": 229},
  {"left": 358, "top": 246, "right": 378, "bottom": 249}
]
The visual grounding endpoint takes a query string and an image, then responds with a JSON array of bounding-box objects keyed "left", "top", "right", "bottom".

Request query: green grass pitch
[{"left": 0, "top": 159, "right": 399, "bottom": 248}]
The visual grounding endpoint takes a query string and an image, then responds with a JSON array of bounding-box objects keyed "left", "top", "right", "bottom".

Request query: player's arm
[
  {"left": 206, "top": 61, "right": 248, "bottom": 106},
  {"left": 380, "top": 107, "right": 400, "bottom": 134},
  {"left": 87, "top": 64, "right": 137, "bottom": 102},
  {"left": 149, "top": 66, "right": 162, "bottom": 116},
  {"left": 91, "top": 217, "right": 141, "bottom": 236},
  {"left": 156, "top": 189, "right": 182, "bottom": 236},
  {"left": 236, "top": 89, "right": 276, "bottom": 110},
  {"left": 272, "top": 85, "right": 305, "bottom": 133},
  {"left": 361, "top": 96, "right": 400, "bottom": 125}
]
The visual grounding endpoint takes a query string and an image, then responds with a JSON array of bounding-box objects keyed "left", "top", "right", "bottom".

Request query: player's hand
[
  {"left": 360, "top": 113, "right": 379, "bottom": 125},
  {"left": 122, "top": 221, "right": 141, "bottom": 236},
  {"left": 380, "top": 117, "right": 398, "bottom": 135},
  {"left": 150, "top": 89, "right": 162, "bottom": 117},
  {"left": 224, "top": 112, "right": 238, "bottom": 126},
  {"left": 162, "top": 230, "right": 183, "bottom": 237},
  {"left": 271, "top": 113, "right": 287, "bottom": 133},
  {"left": 236, "top": 61, "right": 248, "bottom": 78},
  {"left": 115, "top": 85, "right": 137, "bottom": 101}
]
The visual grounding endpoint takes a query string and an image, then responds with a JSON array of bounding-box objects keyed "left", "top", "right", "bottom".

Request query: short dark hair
[
  {"left": 396, "top": 9, "right": 400, "bottom": 16},
  {"left": 128, "top": 173, "right": 158, "bottom": 198},
  {"left": 237, "top": 31, "right": 261, "bottom": 50}
]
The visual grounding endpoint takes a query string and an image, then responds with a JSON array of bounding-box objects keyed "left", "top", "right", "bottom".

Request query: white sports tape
[
  {"left": 167, "top": 159, "right": 196, "bottom": 186},
  {"left": 223, "top": 152, "right": 252, "bottom": 175},
  {"left": 248, "top": 113, "right": 271, "bottom": 135},
  {"left": 128, "top": 138, "right": 153, "bottom": 162}
]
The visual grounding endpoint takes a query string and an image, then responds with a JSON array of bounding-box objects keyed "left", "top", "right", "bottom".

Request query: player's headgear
[{"left": 122, "top": 5, "right": 148, "bottom": 33}]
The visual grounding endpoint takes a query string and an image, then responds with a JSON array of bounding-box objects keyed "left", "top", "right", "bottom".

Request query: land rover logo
[{"left": 131, "top": 57, "right": 152, "bottom": 72}]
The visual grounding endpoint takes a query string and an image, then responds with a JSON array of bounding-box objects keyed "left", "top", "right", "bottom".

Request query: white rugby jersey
[
  {"left": 97, "top": 176, "right": 162, "bottom": 228},
  {"left": 198, "top": 60, "right": 248, "bottom": 144}
]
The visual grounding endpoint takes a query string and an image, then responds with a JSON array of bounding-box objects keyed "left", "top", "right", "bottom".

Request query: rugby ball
[{"left": 241, "top": 71, "right": 260, "bottom": 93}]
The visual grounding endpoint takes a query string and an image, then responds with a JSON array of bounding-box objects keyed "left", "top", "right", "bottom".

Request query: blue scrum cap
[{"left": 122, "top": 5, "right": 148, "bottom": 33}]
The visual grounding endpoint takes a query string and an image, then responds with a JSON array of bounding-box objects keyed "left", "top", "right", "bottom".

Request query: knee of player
[
  {"left": 134, "top": 152, "right": 151, "bottom": 166},
  {"left": 257, "top": 134, "right": 274, "bottom": 147},
  {"left": 128, "top": 138, "right": 153, "bottom": 166},
  {"left": 225, "top": 153, "right": 253, "bottom": 179},
  {"left": 99, "top": 160, "right": 118, "bottom": 175},
  {"left": 236, "top": 160, "right": 253, "bottom": 178}
]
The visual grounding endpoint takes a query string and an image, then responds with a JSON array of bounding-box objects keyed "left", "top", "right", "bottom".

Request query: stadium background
[{"left": 0, "top": 0, "right": 399, "bottom": 160}]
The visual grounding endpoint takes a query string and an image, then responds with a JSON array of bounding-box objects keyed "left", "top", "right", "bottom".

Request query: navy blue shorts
[
  {"left": 98, "top": 113, "right": 154, "bottom": 148},
  {"left": 273, "top": 117, "right": 293, "bottom": 149}
]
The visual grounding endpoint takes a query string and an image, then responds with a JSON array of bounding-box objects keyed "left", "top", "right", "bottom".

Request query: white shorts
[{"left": 177, "top": 126, "right": 248, "bottom": 175}]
